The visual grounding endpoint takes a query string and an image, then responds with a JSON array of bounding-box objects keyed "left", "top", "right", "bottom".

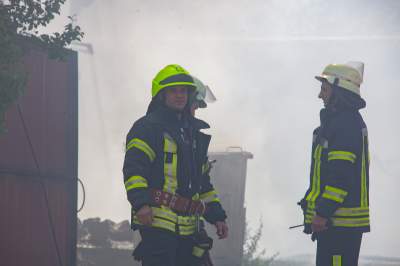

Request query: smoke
[{"left": 65, "top": 0, "right": 400, "bottom": 258}]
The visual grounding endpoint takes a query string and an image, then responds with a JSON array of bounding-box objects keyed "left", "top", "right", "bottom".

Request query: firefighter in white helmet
[
  {"left": 188, "top": 76, "right": 222, "bottom": 266},
  {"left": 298, "top": 62, "right": 371, "bottom": 265}
]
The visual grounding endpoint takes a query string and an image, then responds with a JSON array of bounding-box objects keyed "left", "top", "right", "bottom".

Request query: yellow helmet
[
  {"left": 151, "top": 64, "right": 196, "bottom": 97},
  {"left": 315, "top": 62, "right": 364, "bottom": 95}
]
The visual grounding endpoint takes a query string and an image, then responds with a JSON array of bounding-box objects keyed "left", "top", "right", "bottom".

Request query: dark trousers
[
  {"left": 133, "top": 227, "right": 202, "bottom": 266},
  {"left": 316, "top": 229, "right": 363, "bottom": 266}
]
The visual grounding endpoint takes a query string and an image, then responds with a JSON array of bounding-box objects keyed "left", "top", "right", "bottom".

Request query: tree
[
  {"left": 242, "top": 218, "right": 279, "bottom": 266},
  {"left": 77, "top": 218, "right": 134, "bottom": 249},
  {"left": 0, "top": 0, "right": 84, "bottom": 133}
]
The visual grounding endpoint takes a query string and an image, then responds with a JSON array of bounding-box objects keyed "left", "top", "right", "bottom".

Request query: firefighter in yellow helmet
[
  {"left": 123, "top": 64, "right": 228, "bottom": 266},
  {"left": 298, "top": 62, "right": 370, "bottom": 266}
]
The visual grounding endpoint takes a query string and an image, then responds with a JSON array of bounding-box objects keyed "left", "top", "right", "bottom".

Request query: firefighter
[
  {"left": 299, "top": 62, "right": 370, "bottom": 266},
  {"left": 189, "top": 76, "right": 218, "bottom": 266},
  {"left": 123, "top": 64, "right": 228, "bottom": 266}
]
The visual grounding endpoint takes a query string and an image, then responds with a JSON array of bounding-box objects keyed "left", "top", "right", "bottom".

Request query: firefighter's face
[
  {"left": 164, "top": 86, "right": 189, "bottom": 111},
  {"left": 319, "top": 81, "right": 333, "bottom": 106}
]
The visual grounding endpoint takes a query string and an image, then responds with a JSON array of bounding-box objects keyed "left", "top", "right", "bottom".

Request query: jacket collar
[{"left": 187, "top": 114, "right": 210, "bottom": 131}]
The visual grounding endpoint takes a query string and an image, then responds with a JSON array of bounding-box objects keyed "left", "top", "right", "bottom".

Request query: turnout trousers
[
  {"left": 316, "top": 229, "right": 363, "bottom": 266},
  {"left": 133, "top": 227, "right": 203, "bottom": 266}
]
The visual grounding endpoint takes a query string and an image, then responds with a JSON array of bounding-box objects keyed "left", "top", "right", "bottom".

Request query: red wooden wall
[{"left": 0, "top": 43, "right": 78, "bottom": 266}]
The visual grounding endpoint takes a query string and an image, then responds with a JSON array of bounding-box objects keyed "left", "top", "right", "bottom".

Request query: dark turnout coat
[
  {"left": 301, "top": 93, "right": 370, "bottom": 234},
  {"left": 123, "top": 104, "right": 226, "bottom": 235}
]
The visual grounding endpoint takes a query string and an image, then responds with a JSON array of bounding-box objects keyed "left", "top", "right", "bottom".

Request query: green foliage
[
  {"left": 0, "top": 4, "right": 25, "bottom": 133},
  {"left": 0, "top": 0, "right": 84, "bottom": 133},
  {"left": 242, "top": 218, "right": 279, "bottom": 266},
  {"left": 6, "top": 0, "right": 84, "bottom": 50}
]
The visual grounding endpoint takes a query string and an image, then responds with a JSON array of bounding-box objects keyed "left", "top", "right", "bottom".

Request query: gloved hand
[{"left": 136, "top": 205, "right": 153, "bottom": 225}]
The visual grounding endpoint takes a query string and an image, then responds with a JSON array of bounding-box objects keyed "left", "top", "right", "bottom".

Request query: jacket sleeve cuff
[
  {"left": 203, "top": 202, "right": 227, "bottom": 224},
  {"left": 316, "top": 198, "right": 339, "bottom": 218},
  {"left": 316, "top": 185, "right": 348, "bottom": 217},
  {"left": 127, "top": 189, "right": 152, "bottom": 212}
]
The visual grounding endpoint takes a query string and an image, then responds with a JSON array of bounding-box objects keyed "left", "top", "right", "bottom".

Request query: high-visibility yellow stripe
[
  {"left": 315, "top": 145, "right": 323, "bottom": 203},
  {"left": 306, "top": 209, "right": 316, "bottom": 215},
  {"left": 179, "top": 225, "right": 197, "bottom": 236},
  {"left": 305, "top": 214, "right": 314, "bottom": 224},
  {"left": 178, "top": 215, "right": 197, "bottom": 225},
  {"left": 192, "top": 193, "right": 199, "bottom": 200},
  {"left": 361, "top": 129, "right": 368, "bottom": 207},
  {"left": 177, "top": 215, "right": 196, "bottom": 235},
  {"left": 132, "top": 206, "right": 198, "bottom": 235},
  {"left": 163, "top": 133, "right": 178, "bottom": 194},
  {"left": 306, "top": 145, "right": 323, "bottom": 202},
  {"left": 305, "top": 204, "right": 316, "bottom": 224},
  {"left": 333, "top": 255, "right": 342, "bottom": 266},
  {"left": 132, "top": 207, "right": 178, "bottom": 224},
  {"left": 124, "top": 175, "right": 148, "bottom": 191},
  {"left": 322, "top": 193, "right": 345, "bottom": 203},
  {"left": 199, "top": 190, "right": 220, "bottom": 203},
  {"left": 152, "top": 207, "right": 178, "bottom": 223},
  {"left": 328, "top": 155, "right": 355, "bottom": 162},
  {"left": 163, "top": 133, "right": 177, "bottom": 153},
  {"left": 304, "top": 202, "right": 315, "bottom": 225},
  {"left": 132, "top": 216, "right": 176, "bottom": 232},
  {"left": 308, "top": 145, "right": 320, "bottom": 201},
  {"left": 331, "top": 217, "right": 370, "bottom": 227},
  {"left": 325, "top": 185, "right": 347, "bottom": 195},
  {"left": 328, "top": 151, "right": 356, "bottom": 159},
  {"left": 305, "top": 213, "right": 314, "bottom": 218},
  {"left": 328, "top": 150, "right": 356, "bottom": 163},
  {"left": 202, "top": 161, "right": 211, "bottom": 174},
  {"left": 322, "top": 185, "right": 348, "bottom": 203},
  {"left": 192, "top": 246, "right": 206, "bottom": 258},
  {"left": 334, "top": 207, "right": 369, "bottom": 217},
  {"left": 152, "top": 218, "right": 176, "bottom": 232},
  {"left": 126, "top": 138, "right": 156, "bottom": 162}
]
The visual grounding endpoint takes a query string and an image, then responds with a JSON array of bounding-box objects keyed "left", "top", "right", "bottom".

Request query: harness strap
[{"left": 150, "top": 188, "right": 207, "bottom": 215}]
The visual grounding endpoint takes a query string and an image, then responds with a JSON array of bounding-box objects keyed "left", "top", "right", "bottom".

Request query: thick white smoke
[{"left": 58, "top": 0, "right": 400, "bottom": 258}]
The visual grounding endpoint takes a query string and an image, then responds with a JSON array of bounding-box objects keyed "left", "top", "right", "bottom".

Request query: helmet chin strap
[
  {"left": 333, "top": 77, "right": 339, "bottom": 86},
  {"left": 326, "top": 78, "right": 339, "bottom": 111},
  {"left": 327, "top": 78, "right": 356, "bottom": 111}
]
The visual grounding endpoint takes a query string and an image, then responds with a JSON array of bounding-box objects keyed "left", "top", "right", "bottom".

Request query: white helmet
[{"left": 315, "top": 61, "right": 364, "bottom": 95}]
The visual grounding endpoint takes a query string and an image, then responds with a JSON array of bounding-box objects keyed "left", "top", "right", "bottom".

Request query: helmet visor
[{"left": 203, "top": 85, "right": 217, "bottom": 104}]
